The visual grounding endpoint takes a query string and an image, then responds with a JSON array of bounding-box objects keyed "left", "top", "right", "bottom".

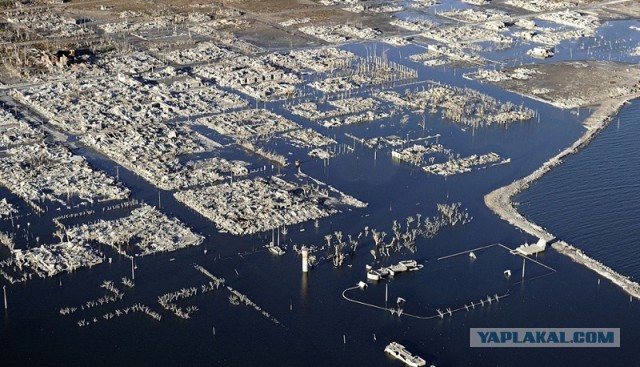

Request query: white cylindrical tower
[{"left": 301, "top": 246, "right": 309, "bottom": 273}]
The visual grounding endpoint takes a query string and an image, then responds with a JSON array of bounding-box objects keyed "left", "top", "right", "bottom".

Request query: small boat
[
  {"left": 384, "top": 342, "right": 426, "bottom": 367},
  {"left": 367, "top": 269, "right": 382, "bottom": 281},
  {"left": 398, "top": 260, "right": 418, "bottom": 268},
  {"left": 377, "top": 267, "right": 390, "bottom": 278},
  {"left": 388, "top": 260, "right": 422, "bottom": 276},
  {"left": 388, "top": 263, "right": 408, "bottom": 276},
  {"left": 266, "top": 245, "right": 285, "bottom": 256}
]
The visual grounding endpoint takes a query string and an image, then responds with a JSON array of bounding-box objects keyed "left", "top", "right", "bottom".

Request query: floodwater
[
  {"left": 1, "top": 14, "right": 639, "bottom": 367},
  {"left": 518, "top": 100, "right": 640, "bottom": 280}
]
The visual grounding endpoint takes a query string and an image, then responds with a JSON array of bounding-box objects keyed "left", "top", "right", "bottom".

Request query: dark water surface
[{"left": 1, "top": 17, "right": 640, "bottom": 367}]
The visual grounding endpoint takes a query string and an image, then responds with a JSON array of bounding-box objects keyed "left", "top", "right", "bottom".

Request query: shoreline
[{"left": 484, "top": 94, "right": 640, "bottom": 300}]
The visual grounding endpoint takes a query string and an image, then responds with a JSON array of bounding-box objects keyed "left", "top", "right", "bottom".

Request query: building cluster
[
  {"left": 266, "top": 47, "right": 357, "bottom": 74},
  {"left": 192, "top": 108, "right": 341, "bottom": 162},
  {"left": 193, "top": 53, "right": 302, "bottom": 101},
  {"left": 6, "top": 9, "right": 94, "bottom": 38},
  {"left": 322, "top": 110, "right": 391, "bottom": 128},
  {"left": 392, "top": 143, "right": 445, "bottom": 166},
  {"left": 422, "top": 24, "right": 513, "bottom": 45},
  {"left": 174, "top": 175, "right": 365, "bottom": 235},
  {"left": 66, "top": 205, "right": 204, "bottom": 257},
  {"left": 392, "top": 141, "right": 510, "bottom": 177},
  {"left": 290, "top": 97, "right": 380, "bottom": 121},
  {"left": 79, "top": 122, "right": 223, "bottom": 190},
  {"left": 10, "top": 68, "right": 252, "bottom": 190},
  {"left": 346, "top": 133, "right": 407, "bottom": 150},
  {"left": 410, "top": 44, "right": 485, "bottom": 67},
  {"left": 194, "top": 109, "right": 300, "bottom": 140},
  {"left": 0, "top": 141, "right": 130, "bottom": 213},
  {"left": 423, "top": 152, "right": 509, "bottom": 176},
  {"left": 282, "top": 128, "right": 337, "bottom": 149},
  {"left": 441, "top": 8, "right": 511, "bottom": 23},
  {"left": 308, "top": 56, "right": 417, "bottom": 94},
  {"left": 465, "top": 67, "right": 540, "bottom": 82},
  {"left": 376, "top": 84, "right": 535, "bottom": 127},
  {"left": 11, "top": 241, "right": 103, "bottom": 278},
  {"left": 95, "top": 50, "right": 165, "bottom": 75},
  {"left": 298, "top": 24, "right": 381, "bottom": 43},
  {"left": 12, "top": 74, "right": 244, "bottom": 134}
]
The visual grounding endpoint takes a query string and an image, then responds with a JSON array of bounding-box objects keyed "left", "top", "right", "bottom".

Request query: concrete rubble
[
  {"left": 11, "top": 241, "right": 103, "bottom": 278},
  {"left": 193, "top": 53, "right": 302, "bottom": 100},
  {"left": 282, "top": 128, "right": 337, "bottom": 149},
  {"left": 80, "top": 121, "right": 222, "bottom": 190},
  {"left": 299, "top": 24, "right": 381, "bottom": 43},
  {"left": 0, "top": 143, "right": 130, "bottom": 212},
  {"left": 440, "top": 8, "right": 511, "bottom": 23},
  {"left": 0, "top": 198, "right": 17, "bottom": 218},
  {"left": 422, "top": 24, "right": 512, "bottom": 45},
  {"left": 308, "top": 56, "right": 417, "bottom": 94},
  {"left": 538, "top": 10, "right": 600, "bottom": 30},
  {"left": 322, "top": 110, "right": 390, "bottom": 128},
  {"left": 66, "top": 204, "right": 204, "bottom": 257},
  {"left": 290, "top": 97, "right": 379, "bottom": 120},
  {"left": 422, "top": 152, "right": 510, "bottom": 176},
  {"left": 527, "top": 46, "right": 555, "bottom": 59},
  {"left": 12, "top": 75, "right": 243, "bottom": 134},
  {"left": 194, "top": 109, "right": 300, "bottom": 140},
  {"left": 6, "top": 9, "right": 94, "bottom": 38},
  {"left": 174, "top": 175, "right": 366, "bottom": 235},
  {"left": 504, "top": 0, "right": 576, "bottom": 12},
  {"left": 266, "top": 47, "right": 357, "bottom": 74},
  {"left": 0, "top": 108, "right": 43, "bottom": 148},
  {"left": 345, "top": 133, "right": 407, "bottom": 149},
  {"left": 157, "top": 42, "right": 232, "bottom": 65},
  {"left": 96, "top": 50, "right": 164, "bottom": 75},
  {"left": 375, "top": 84, "right": 534, "bottom": 127},
  {"left": 464, "top": 67, "right": 540, "bottom": 82},
  {"left": 409, "top": 44, "right": 485, "bottom": 66},
  {"left": 392, "top": 143, "right": 445, "bottom": 166},
  {"left": 279, "top": 18, "right": 310, "bottom": 27}
]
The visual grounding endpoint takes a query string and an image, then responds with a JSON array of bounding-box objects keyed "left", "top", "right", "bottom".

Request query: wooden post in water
[
  {"left": 385, "top": 283, "right": 388, "bottom": 304},
  {"left": 3, "top": 285, "right": 7, "bottom": 310}
]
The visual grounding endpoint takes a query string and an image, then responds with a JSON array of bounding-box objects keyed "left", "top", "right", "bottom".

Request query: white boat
[
  {"left": 377, "top": 267, "right": 390, "bottom": 278},
  {"left": 388, "top": 263, "right": 408, "bottom": 276},
  {"left": 399, "top": 260, "right": 418, "bottom": 268},
  {"left": 513, "top": 238, "right": 547, "bottom": 256},
  {"left": 266, "top": 244, "right": 285, "bottom": 255},
  {"left": 266, "top": 228, "right": 285, "bottom": 255},
  {"left": 388, "top": 260, "right": 422, "bottom": 276},
  {"left": 384, "top": 342, "right": 426, "bottom": 367},
  {"left": 367, "top": 269, "right": 382, "bottom": 281}
]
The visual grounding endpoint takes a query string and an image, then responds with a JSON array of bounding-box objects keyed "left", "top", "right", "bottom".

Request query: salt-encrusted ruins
[
  {"left": 1, "top": 0, "right": 640, "bottom": 364},
  {"left": 66, "top": 205, "right": 204, "bottom": 257},
  {"left": 174, "top": 175, "right": 366, "bottom": 235}
]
